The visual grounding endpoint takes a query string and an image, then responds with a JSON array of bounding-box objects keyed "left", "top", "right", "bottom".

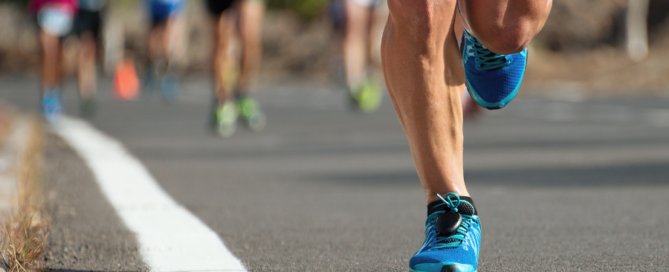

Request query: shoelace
[
  {"left": 425, "top": 193, "right": 475, "bottom": 250},
  {"left": 466, "top": 34, "right": 511, "bottom": 71}
]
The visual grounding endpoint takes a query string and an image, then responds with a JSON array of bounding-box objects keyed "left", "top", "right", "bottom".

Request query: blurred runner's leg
[
  {"left": 343, "top": 0, "right": 382, "bottom": 113},
  {"left": 236, "top": 0, "right": 266, "bottom": 131},
  {"left": 146, "top": 0, "right": 185, "bottom": 101},
  {"left": 74, "top": 0, "right": 107, "bottom": 117},
  {"left": 39, "top": 31, "right": 64, "bottom": 124},
  {"left": 208, "top": 0, "right": 238, "bottom": 137},
  {"left": 31, "top": 0, "right": 78, "bottom": 123}
]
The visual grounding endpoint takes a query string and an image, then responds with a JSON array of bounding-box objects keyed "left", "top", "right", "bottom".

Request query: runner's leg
[
  {"left": 78, "top": 31, "right": 97, "bottom": 100},
  {"left": 237, "top": 0, "right": 265, "bottom": 95},
  {"left": 382, "top": 0, "right": 467, "bottom": 204},
  {"left": 148, "top": 23, "right": 164, "bottom": 65},
  {"left": 458, "top": 0, "right": 553, "bottom": 54},
  {"left": 40, "top": 31, "right": 62, "bottom": 90},
  {"left": 212, "top": 12, "right": 236, "bottom": 103},
  {"left": 384, "top": 4, "right": 481, "bottom": 271},
  {"left": 343, "top": 0, "right": 371, "bottom": 87},
  {"left": 210, "top": 3, "right": 239, "bottom": 137},
  {"left": 344, "top": 0, "right": 383, "bottom": 113}
]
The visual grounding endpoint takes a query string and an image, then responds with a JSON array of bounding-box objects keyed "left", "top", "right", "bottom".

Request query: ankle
[{"left": 426, "top": 191, "right": 470, "bottom": 205}]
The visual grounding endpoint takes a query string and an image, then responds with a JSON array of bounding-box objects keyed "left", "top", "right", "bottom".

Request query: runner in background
[
  {"left": 208, "top": 0, "right": 267, "bottom": 138},
  {"left": 342, "top": 0, "right": 384, "bottom": 113},
  {"left": 30, "top": 0, "right": 78, "bottom": 123},
  {"left": 144, "top": 0, "right": 185, "bottom": 101},
  {"left": 338, "top": 1, "right": 481, "bottom": 117},
  {"left": 73, "top": 0, "right": 107, "bottom": 117}
]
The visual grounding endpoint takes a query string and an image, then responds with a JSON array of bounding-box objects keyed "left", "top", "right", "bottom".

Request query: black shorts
[
  {"left": 72, "top": 10, "right": 102, "bottom": 39},
  {"left": 206, "top": 0, "right": 236, "bottom": 15}
]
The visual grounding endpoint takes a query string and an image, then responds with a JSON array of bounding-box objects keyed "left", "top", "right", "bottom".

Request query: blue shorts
[{"left": 147, "top": 0, "right": 185, "bottom": 26}]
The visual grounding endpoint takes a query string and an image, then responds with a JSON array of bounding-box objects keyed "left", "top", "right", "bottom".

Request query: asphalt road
[{"left": 1, "top": 75, "right": 669, "bottom": 271}]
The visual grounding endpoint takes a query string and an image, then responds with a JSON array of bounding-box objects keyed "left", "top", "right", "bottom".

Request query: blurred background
[{"left": 0, "top": 0, "right": 668, "bottom": 93}]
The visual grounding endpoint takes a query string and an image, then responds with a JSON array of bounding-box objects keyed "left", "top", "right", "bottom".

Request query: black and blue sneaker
[
  {"left": 410, "top": 193, "right": 481, "bottom": 272},
  {"left": 462, "top": 30, "right": 527, "bottom": 110}
]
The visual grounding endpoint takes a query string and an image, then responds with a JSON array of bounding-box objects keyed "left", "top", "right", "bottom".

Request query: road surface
[{"left": 1, "top": 75, "right": 668, "bottom": 271}]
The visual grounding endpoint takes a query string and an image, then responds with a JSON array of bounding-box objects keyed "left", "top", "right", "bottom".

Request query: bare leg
[
  {"left": 458, "top": 0, "right": 553, "bottom": 54},
  {"left": 78, "top": 31, "right": 97, "bottom": 99},
  {"left": 40, "top": 31, "right": 62, "bottom": 90},
  {"left": 237, "top": 0, "right": 265, "bottom": 95},
  {"left": 212, "top": 12, "right": 236, "bottom": 103},
  {"left": 343, "top": 0, "right": 372, "bottom": 87},
  {"left": 148, "top": 25, "right": 165, "bottom": 63},
  {"left": 382, "top": 0, "right": 467, "bottom": 204},
  {"left": 162, "top": 15, "right": 185, "bottom": 66},
  {"left": 454, "top": 10, "right": 464, "bottom": 46}
]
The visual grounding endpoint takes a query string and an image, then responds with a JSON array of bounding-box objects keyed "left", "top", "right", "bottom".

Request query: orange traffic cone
[{"left": 113, "top": 58, "right": 139, "bottom": 100}]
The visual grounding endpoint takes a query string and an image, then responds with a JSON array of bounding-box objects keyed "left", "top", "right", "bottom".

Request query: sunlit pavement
[{"left": 1, "top": 75, "right": 668, "bottom": 271}]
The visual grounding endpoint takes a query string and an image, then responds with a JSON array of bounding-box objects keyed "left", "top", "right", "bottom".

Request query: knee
[
  {"left": 387, "top": 0, "right": 457, "bottom": 34},
  {"left": 461, "top": 0, "right": 547, "bottom": 55},
  {"left": 473, "top": 25, "right": 534, "bottom": 55}
]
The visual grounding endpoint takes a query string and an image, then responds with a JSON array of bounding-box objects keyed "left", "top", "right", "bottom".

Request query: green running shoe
[
  {"left": 348, "top": 79, "right": 382, "bottom": 113},
  {"left": 237, "top": 96, "right": 266, "bottom": 132},
  {"left": 216, "top": 101, "right": 238, "bottom": 137}
]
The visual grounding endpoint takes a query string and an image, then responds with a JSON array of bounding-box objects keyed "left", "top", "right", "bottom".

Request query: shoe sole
[
  {"left": 245, "top": 114, "right": 266, "bottom": 132},
  {"left": 217, "top": 125, "right": 236, "bottom": 138},
  {"left": 410, "top": 263, "right": 476, "bottom": 272},
  {"left": 465, "top": 58, "right": 526, "bottom": 110},
  {"left": 410, "top": 269, "right": 475, "bottom": 272},
  {"left": 410, "top": 268, "right": 476, "bottom": 272}
]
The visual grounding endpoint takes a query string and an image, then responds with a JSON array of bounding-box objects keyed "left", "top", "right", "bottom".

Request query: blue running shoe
[
  {"left": 41, "top": 87, "right": 62, "bottom": 124},
  {"left": 161, "top": 73, "right": 180, "bottom": 102},
  {"left": 462, "top": 30, "right": 527, "bottom": 109},
  {"left": 410, "top": 193, "right": 481, "bottom": 272}
]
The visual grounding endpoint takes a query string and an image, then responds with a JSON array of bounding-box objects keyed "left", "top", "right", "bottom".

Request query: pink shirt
[{"left": 29, "top": 0, "right": 78, "bottom": 16}]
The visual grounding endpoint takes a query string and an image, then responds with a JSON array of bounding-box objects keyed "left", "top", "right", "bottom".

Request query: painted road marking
[{"left": 55, "top": 117, "right": 246, "bottom": 272}]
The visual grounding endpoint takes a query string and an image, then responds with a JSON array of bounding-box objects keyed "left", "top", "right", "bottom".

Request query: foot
[
  {"left": 348, "top": 78, "right": 382, "bottom": 113},
  {"left": 237, "top": 95, "right": 266, "bottom": 132},
  {"left": 409, "top": 193, "right": 481, "bottom": 272},
  {"left": 216, "top": 100, "right": 238, "bottom": 137},
  {"left": 41, "top": 87, "right": 62, "bottom": 124},
  {"left": 161, "top": 71, "right": 179, "bottom": 102},
  {"left": 142, "top": 64, "right": 158, "bottom": 99},
  {"left": 80, "top": 97, "right": 96, "bottom": 118},
  {"left": 462, "top": 30, "right": 527, "bottom": 110}
]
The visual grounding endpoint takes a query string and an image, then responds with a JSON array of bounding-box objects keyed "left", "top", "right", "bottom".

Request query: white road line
[{"left": 55, "top": 117, "right": 246, "bottom": 272}]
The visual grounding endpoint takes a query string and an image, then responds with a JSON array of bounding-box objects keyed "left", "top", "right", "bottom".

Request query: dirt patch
[{"left": 1, "top": 116, "right": 48, "bottom": 272}]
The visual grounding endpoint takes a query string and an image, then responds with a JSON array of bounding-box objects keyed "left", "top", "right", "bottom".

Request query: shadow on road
[{"left": 310, "top": 162, "right": 669, "bottom": 187}]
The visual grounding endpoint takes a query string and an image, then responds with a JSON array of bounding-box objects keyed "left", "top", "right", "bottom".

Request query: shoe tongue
[
  {"left": 457, "top": 201, "right": 476, "bottom": 216},
  {"left": 428, "top": 197, "right": 477, "bottom": 216}
]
